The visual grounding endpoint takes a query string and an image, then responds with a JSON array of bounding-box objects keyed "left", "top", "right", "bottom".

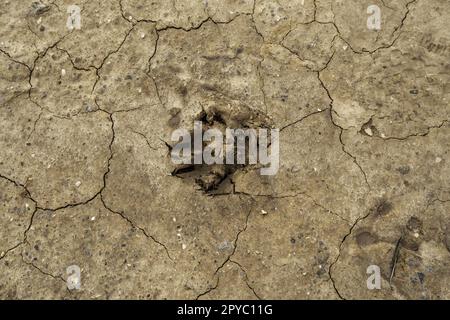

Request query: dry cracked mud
[{"left": 0, "top": 0, "right": 449, "bottom": 300}]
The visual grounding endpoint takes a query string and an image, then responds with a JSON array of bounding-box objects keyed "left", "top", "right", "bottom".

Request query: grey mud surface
[{"left": 0, "top": 0, "right": 449, "bottom": 299}]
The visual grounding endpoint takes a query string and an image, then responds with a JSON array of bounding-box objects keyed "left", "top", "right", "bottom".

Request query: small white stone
[
  {"left": 302, "top": 272, "right": 307, "bottom": 276},
  {"left": 414, "top": 232, "right": 419, "bottom": 238},
  {"left": 291, "top": 165, "right": 300, "bottom": 173},
  {"left": 261, "top": 209, "right": 268, "bottom": 215},
  {"left": 381, "top": 133, "right": 386, "bottom": 138},
  {"left": 91, "top": 216, "right": 96, "bottom": 221},
  {"left": 182, "top": 243, "right": 187, "bottom": 250},
  {"left": 61, "top": 69, "right": 66, "bottom": 76},
  {"left": 128, "top": 16, "right": 133, "bottom": 20},
  {"left": 37, "top": 17, "right": 42, "bottom": 24},
  {"left": 364, "top": 127, "right": 373, "bottom": 136},
  {"left": 343, "top": 45, "right": 348, "bottom": 50},
  {"left": 172, "top": 217, "right": 177, "bottom": 222},
  {"left": 435, "top": 157, "right": 442, "bottom": 163},
  {"left": 0, "top": 252, "right": 5, "bottom": 258},
  {"left": 140, "top": 33, "right": 145, "bottom": 39},
  {"left": 75, "top": 181, "right": 81, "bottom": 187}
]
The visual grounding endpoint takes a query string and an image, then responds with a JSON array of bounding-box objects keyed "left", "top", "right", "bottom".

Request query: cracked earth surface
[{"left": 0, "top": 0, "right": 449, "bottom": 299}]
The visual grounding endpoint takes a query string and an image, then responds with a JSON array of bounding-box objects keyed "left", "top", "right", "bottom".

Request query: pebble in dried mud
[{"left": 29, "top": 2, "right": 50, "bottom": 16}]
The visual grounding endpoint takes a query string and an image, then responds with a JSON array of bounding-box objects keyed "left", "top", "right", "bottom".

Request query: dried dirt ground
[{"left": 0, "top": 0, "right": 449, "bottom": 300}]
